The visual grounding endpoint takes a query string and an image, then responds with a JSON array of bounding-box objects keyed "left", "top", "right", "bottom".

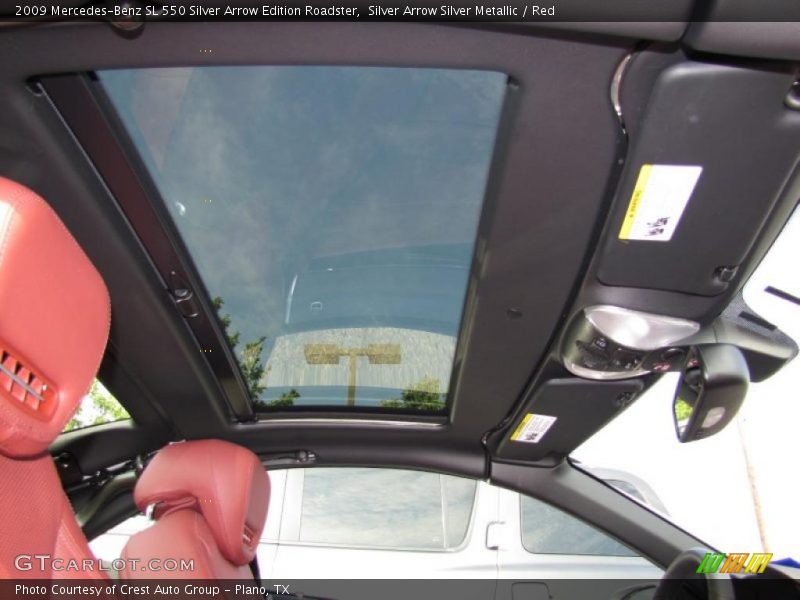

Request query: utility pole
[{"left": 304, "top": 343, "right": 401, "bottom": 406}]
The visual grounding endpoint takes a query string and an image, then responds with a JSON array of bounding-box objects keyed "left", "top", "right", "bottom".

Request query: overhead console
[
  {"left": 560, "top": 301, "right": 797, "bottom": 383},
  {"left": 561, "top": 305, "right": 699, "bottom": 380}
]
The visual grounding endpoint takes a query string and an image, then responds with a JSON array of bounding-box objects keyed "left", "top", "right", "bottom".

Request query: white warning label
[
  {"left": 619, "top": 164, "right": 703, "bottom": 242},
  {"left": 510, "top": 413, "right": 557, "bottom": 444}
]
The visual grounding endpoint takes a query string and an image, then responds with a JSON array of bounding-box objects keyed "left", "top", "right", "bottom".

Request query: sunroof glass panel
[{"left": 100, "top": 66, "right": 507, "bottom": 413}]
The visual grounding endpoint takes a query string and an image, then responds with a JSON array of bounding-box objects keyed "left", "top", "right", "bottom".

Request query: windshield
[
  {"left": 99, "top": 66, "right": 507, "bottom": 413},
  {"left": 573, "top": 206, "right": 800, "bottom": 559}
]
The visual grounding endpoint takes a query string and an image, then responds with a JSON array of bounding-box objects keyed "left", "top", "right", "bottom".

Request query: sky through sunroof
[{"left": 101, "top": 66, "right": 506, "bottom": 411}]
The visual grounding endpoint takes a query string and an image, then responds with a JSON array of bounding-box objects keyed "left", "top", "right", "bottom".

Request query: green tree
[
  {"left": 674, "top": 397, "right": 694, "bottom": 422},
  {"left": 240, "top": 336, "right": 268, "bottom": 398},
  {"left": 380, "top": 377, "right": 445, "bottom": 412},
  {"left": 212, "top": 296, "right": 240, "bottom": 348},
  {"left": 213, "top": 296, "right": 268, "bottom": 398},
  {"left": 253, "top": 388, "right": 300, "bottom": 410},
  {"left": 64, "top": 379, "right": 130, "bottom": 432},
  {"left": 212, "top": 296, "right": 294, "bottom": 404}
]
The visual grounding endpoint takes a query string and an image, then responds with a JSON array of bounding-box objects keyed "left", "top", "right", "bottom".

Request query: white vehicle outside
[{"left": 91, "top": 467, "right": 663, "bottom": 581}]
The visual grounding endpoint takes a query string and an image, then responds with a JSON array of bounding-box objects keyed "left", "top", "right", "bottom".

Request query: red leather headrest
[
  {"left": 134, "top": 440, "right": 269, "bottom": 566},
  {"left": 0, "top": 177, "right": 110, "bottom": 457}
]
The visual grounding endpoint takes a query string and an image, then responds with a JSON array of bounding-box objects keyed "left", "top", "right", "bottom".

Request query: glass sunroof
[{"left": 100, "top": 66, "right": 507, "bottom": 413}]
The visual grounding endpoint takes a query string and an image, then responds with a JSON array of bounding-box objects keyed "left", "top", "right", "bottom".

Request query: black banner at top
[{"left": 3, "top": 0, "right": 800, "bottom": 22}]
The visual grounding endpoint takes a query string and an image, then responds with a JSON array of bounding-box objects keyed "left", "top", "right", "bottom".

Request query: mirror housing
[{"left": 673, "top": 345, "right": 749, "bottom": 443}]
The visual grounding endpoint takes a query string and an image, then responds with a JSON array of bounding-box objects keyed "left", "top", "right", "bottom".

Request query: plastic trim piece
[
  {"left": 42, "top": 74, "right": 255, "bottom": 423},
  {"left": 585, "top": 305, "right": 700, "bottom": 351}
]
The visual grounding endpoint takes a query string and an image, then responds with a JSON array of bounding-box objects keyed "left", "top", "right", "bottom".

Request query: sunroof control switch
[{"left": 561, "top": 306, "right": 700, "bottom": 380}]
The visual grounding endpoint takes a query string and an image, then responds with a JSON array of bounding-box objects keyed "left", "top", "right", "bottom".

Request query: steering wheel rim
[{"left": 654, "top": 547, "right": 736, "bottom": 600}]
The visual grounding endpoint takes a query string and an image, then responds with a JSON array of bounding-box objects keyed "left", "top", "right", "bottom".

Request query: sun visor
[
  {"left": 493, "top": 378, "right": 644, "bottom": 464},
  {"left": 597, "top": 60, "right": 800, "bottom": 297}
]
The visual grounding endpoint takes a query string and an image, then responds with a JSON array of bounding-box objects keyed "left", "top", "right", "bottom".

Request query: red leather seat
[
  {"left": 119, "top": 439, "right": 269, "bottom": 580},
  {"left": 0, "top": 177, "right": 110, "bottom": 579}
]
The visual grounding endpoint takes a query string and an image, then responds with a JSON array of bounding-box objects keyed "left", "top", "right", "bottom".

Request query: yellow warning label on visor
[
  {"left": 510, "top": 413, "right": 557, "bottom": 444},
  {"left": 619, "top": 164, "right": 702, "bottom": 242}
]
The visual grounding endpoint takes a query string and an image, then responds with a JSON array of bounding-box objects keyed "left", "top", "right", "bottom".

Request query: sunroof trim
[
  {"left": 44, "top": 72, "right": 255, "bottom": 422},
  {"left": 254, "top": 417, "right": 446, "bottom": 429}
]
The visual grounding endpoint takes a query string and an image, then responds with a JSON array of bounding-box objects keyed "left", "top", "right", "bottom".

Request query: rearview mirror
[{"left": 673, "top": 345, "right": 749, "bottom": 443}]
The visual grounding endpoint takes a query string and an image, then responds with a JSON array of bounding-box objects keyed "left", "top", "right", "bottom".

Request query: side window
[
  {"left": 520, "top": 495, "right": 637, "bottom": 557},
  {"left": 64, "top": 379, "right": 130, "bottom": 432},
  {"left": 282, "top": 468, "right": 477, "bottom": 550}
]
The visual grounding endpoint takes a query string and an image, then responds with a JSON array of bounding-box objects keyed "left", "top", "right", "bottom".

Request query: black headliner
[
  {"left": 0, "top": 21, "right": 635, "bottom": 477},
  {"left": 0, "top": 21, "right": 797, "bottom": 489},
  {"left": 2, "top": 18, "right": 799, "bottom": 571}
]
